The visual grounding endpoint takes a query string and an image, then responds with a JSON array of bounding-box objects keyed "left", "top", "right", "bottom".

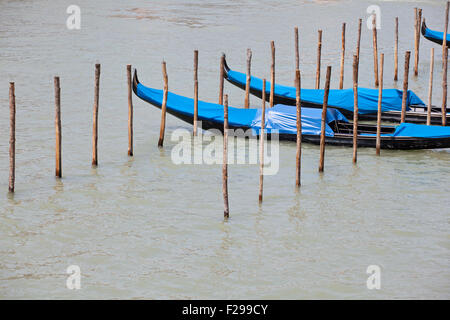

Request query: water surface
[{"left": 0, "top": 0, "right": 449, "bottom": 299}]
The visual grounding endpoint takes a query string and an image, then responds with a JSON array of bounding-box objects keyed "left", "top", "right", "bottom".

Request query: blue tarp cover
[
  {"left": 226, "top": 69, "right": 425, "bottom": 114},
  {"left": 136, "top": 83, "right": 257, "bottom": 128},
  {"left": 423, "top": 26, "right": 450, "bottom": 43},
  {"left": 251, "top": 104, "right": 348, "bottom": 137},
  {"left": 360, "top": 123, "right": 450, "bottom": 138},
  {"left": 392, "top": 123, "right": 450, "bottom": 138}
]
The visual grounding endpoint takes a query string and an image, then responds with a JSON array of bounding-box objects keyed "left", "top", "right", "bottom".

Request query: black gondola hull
[
  {"left": 421, "top": 21, "right": 450, "bottom": 46},
  {"left": 133, "top": 71, "right": 450, "bottom": 150}
]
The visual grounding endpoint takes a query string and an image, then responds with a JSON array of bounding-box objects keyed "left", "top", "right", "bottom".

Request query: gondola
[
  {"left": 223, "top": 57, "right": 450, "bottom": 126},
  {"left": 421, "top": 20, "right": 450, "bottom": 46},
  {"left": 133, "top": 69, "right": 450, "bottom": 150}
]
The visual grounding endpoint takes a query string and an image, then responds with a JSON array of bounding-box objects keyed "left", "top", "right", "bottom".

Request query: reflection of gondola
[
  {"left": 421, "top": 20, "right": 450, "bottom": 46},
  {"left": 133, "top": 70, "right": 450, "bottom": 150},
  {"left": 223, "top": 57, "right": 449, "bottom": 126}
]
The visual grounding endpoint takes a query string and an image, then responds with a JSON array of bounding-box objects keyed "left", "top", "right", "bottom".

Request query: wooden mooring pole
[
  {"left": 427, "top": 48, "right": 434, "bottom": 126},
  {"left": 394, "top": 17, "right": 399, "bottom": 81},
  {"left": 295, "top": 69, "right": 302, "bottom": 187},
  {"left": 414, "top": 8, "right": 422, "bottom": 76},
  {"left": 219, "top": 54, "right": 225, "bottom": 105},
  {"left": 194, "top": 50, "right": 199, "bottom": 136},
  {"left": 9, "top": 82, "right": 16, "bottom": 192},
  {"left": 443, "top": 2, "right": 449, "bottom": 66},
  {"left": 339, "top": 23, "right": 346, "bottom": 89},
  {"left": 54, "top": 77, "right": 62, "bottom": 177},
  {"left": 376, "top": 53, "right": 384, "bottom": 156},
  {"left": 259, "top": 80, "right": 266, "bottom": 203},
  {"left": 245, "top": 48, "right": 252, "bottom": 108},
  {"left": 319, "top": 66, "right": 331, "bottom": 172},
  {"left": 158, "top": 61, "right": 168, "bottom": 147},
  {"left": 401, "top": 51, "right": 411, "bottom": 123},
  {"left": 372, "top": 14, "right": 379, "bottom": 87},
  {"left": 223, "top": 94, "right": 229, "bottom": 218},
  {"left": 356, "top": 18, "right": 362, "bottom": 64},
  {"left": 352, "top": 55, "right": 359, "bottom": 164},
  {"left": 315, "top": 30, "right": 322, "bottom": 89},
  {"left": 92, "top": 63, "right": 100, "bottom": 166},
  {"left": 127, "top": 64, "right": 133, "bottom": 156},
  {"left": 270, "top": 41, "right": 275, "bottom": 107},
  {"left": 414, "top": 8, "right": 418, "bottom": 72},
  {"left": 295, "top": 27, "right": 300, "bottom": 70},
  {"left": 442, "top": 46, "right": 448, "bottom": 126}
]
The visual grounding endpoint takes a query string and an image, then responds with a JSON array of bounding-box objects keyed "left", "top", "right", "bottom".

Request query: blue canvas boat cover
[
  {"left": 136, "top": 82, "right": 257, "bottom": 128},
  {"left": 422, "top": 25, "right": 450, "bottom": 43},
  {"left": 226, "top": 69, "right": 425, "bottom": 114},
  {"left": 359, "top": 123, "right": 450, "bottom": 138},
  {"left": 392, "top": 123, "right": 450, "bottom": 138},
  {"left": 251, "top": 104, "right": 348, "bottom": 137}
]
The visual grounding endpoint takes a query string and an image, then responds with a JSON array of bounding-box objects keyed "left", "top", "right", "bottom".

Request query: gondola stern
[
  {"left": 132, "top": 68, "right": 140, "bottom": 95},
  {"left": 421, "top": 19, "right": 427, "bottom": 36},
  {"left": 222, "top": 54, "right": 230, "bottom": 76}
]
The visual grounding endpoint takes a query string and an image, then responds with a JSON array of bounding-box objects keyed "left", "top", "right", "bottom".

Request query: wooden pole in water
[
  {"left": 414, "top": 8, "right": 418, "bottom": 69},
  {"left": 376, "top": 54, "right": 384, "bottom": 156},
  {"left": 219, "top": 54, "right": 225, "bottom": 105},
  {"left": 223, "top": 94, "right": 229, "bottom": 218},
  {"left": 92, "top": 63, "right": 100, "bottom": 166},
  {"left": 414, "top": 9, "right": 422, "bottom": 76},
  {"left": 356, "top": 18, "right": 362, "bottom": 64},
  {"left": 417, "top": 9, "right": 422, "bottom": 70},
  {"left": 315, "top": 30, "right": 322, "bottom": 89},
  {"left": 295, "top": 26, "right": 300, "bottom": 70},
  {"left": 193, "top": 50, "right": 199, "bottom": 136},
  {"left": 443, "top": 2, "right": 449, "bottom": 66},
  {"left": 352, "top": 55, "right": 359, "bottom": 164},
  {"left": 295, "top": 69, "right": 302, "bottom": 187},
  {"left": 372, "top": 14, "right": 379, "bottom": 87},
  {"left": 127, "top": 64, "right": 133, "bottom": 156},
  {"left": 394, "top": 17, "right": 399, "bottom": 81},
  {"left": 259, "top": 80, "right": 266, "bottom": 203},
  {"left": 401, "top": 51, "right": 411, "bottom": 123},
  {"left": 339, "top": 23, "right": 346, "bottom": 89},
  {"left": 427, "top": 48, "right": 435, "bottom": 126},
  {"left": 442, "top": 46, "right": 448, "bottom": 126},
  {"left": 319, "top": 66, "right": 331, "bottom": 173},
  {"left": 9, "top": 82, "right": 16, "bottom": 193},
  {"left": 54, "top": 77, "right": 62, "bottom": 178},
  {"left": 158, "top": 61, "right": 168, "bottom": 147},
  {"left": 270, "top": 41, "right": 275, "bottom": 107},
  {"left": 245, "top": 48, "right": 252, "bottom": 108}
]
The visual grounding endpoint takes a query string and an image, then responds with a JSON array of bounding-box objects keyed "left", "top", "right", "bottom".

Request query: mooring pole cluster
[{"left": 4, "top": 3, "right": 449, "bottom": 226}]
